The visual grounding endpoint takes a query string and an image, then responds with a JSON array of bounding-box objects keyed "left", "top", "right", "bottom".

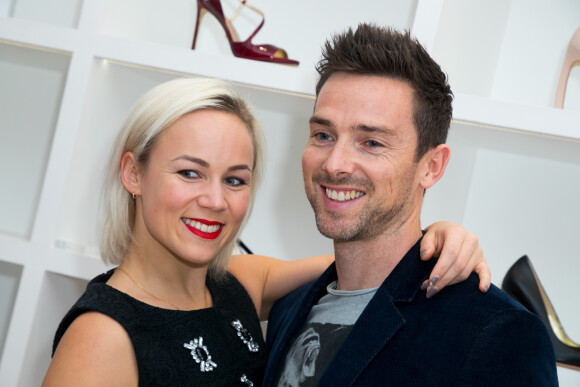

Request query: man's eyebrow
[
  {"left": 172, "top": 155, "right": 252, "bottom": 173},
  {"left": 309, "top": 116, "right": 396, "bottom": 136},
  {"left": 309, "top": 116, "right": 333, "bottom": 128},
  {"left": 356, "top": 124, "right": 396, "bottom": 136}
]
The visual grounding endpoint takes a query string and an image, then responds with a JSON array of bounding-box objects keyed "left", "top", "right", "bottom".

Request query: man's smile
[{"left": 324, "top": 187, "right": 365, "bottom": 202}]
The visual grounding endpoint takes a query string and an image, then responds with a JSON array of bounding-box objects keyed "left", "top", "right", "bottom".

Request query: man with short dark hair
[{"left": 264, "top": 24, "right": 558, "bottom": 386}]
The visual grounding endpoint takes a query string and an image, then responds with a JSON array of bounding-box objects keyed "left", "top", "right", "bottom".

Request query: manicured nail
[
  {"left": 420, "top": 249, "right": 428, "bottom": 258},
  {"left": 426, "top": 286, "right": 439, "bottom": 299},
  {"left": 484, "top": 285, "right": 489, "bottom": 292},
  {"left": 429, "top": 275, "right": 440, "bottom": 287},
  {"left": 420, "top": 281, "right": 429, "bottom": 291}
]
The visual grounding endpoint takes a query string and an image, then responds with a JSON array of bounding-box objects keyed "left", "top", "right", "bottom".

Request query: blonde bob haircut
[{"left": 99, "top": 77, "right": 264, "bottom": 280}]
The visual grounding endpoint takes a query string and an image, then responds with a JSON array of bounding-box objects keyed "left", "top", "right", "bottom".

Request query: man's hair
[{"left": 315, "top": 23, "right": 453, "bottom": 161}]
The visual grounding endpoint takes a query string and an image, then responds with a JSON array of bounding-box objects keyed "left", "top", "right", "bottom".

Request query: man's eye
[
  {"left": 365, "top": 140, "right": 382, "bottom": 148},
  {"left": 314, "top": 132, "right": 332, "bottom": 141},
  {"left": 178, "top": 170, "right": 199, "bottom": 179}
]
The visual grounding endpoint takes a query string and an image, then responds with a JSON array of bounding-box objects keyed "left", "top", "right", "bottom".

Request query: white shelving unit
[{"left": 1, "top": 0, "right": 579, "bottom": 385}]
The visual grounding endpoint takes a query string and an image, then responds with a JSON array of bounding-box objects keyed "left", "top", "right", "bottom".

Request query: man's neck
[{"left": 333, "top": 224, "right": 423, "bottom": 291}]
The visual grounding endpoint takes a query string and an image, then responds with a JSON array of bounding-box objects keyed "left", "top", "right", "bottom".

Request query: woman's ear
[
  {"left": 120, "top": 151, "right": 141, "bottom": 195},
  {"left": 419, "top": 144, "right": 451, "bottom": 189}
]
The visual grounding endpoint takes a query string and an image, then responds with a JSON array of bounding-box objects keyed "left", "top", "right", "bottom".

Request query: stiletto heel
[
  {"left": 502, "top": 255, "right": 580, "bottom": 370},
  {"left": 191, "top": 0, "right": 299, "bottom": 65},
  {"left": 555, "top": 27, "right": 580, "bottom": 108},
  {"left": 191, "top": 5, "right": 208, "bottom": 51}
]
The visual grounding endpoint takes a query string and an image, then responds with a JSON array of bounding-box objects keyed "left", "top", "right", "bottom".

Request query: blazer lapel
[
  {"left": 319, "top": 285, "right": 404, "bottom": 385},
  {"left": 319, "top": 237, "right": 435, "bottom": 386}
]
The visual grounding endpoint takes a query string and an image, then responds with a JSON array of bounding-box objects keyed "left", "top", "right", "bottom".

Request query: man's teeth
[
  {"left": 182, "top": 218, "right": 221, "bottom": 233},
  {"left": 325, "top": 188, "right": 364, "bottom": 202}
]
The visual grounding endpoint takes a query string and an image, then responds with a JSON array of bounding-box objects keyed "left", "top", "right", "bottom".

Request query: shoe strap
[{"left": 227, "top": 0, "right": 265, "bottom": 42}]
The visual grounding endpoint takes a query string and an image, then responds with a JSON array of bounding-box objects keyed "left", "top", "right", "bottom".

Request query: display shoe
[
  {"left": 237, "top": 239, "right": 253, "bottom": 254},
  {"left": 191, "top": 0, "right": 299, "bottom": 65},
  {"left": 502, "top": 255, "right": 580, "bottom": 370},
  {"left": 555, "top": 27, "right": 580, "bottom": 108}
]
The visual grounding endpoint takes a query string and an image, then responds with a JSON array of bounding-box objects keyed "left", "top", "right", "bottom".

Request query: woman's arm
[
  {"left": 229, "top": 222, "right": 491, "bottom": 320},
  {"left": 228, "top": 254, "right": 334, "bottom": 321},
  {"left": 42, "top": 312, "right": 138, "bottom": 387}
]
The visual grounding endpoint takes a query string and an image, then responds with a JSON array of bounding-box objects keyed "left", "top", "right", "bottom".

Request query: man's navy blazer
[{"left": 264, "top": 238, "right": 558, "bottom": 386}]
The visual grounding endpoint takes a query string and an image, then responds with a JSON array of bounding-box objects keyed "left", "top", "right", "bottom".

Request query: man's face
[{"left": 302, "top": 72, "right": 424, "bottom": 242}]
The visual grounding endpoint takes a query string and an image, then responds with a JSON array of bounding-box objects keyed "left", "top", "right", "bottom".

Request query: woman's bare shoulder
[{"left": 43, "top": 311, "right": 137, "bottom": 386}]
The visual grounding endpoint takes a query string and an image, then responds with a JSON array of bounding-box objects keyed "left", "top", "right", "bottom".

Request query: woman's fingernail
[
  {"left": 484, "top": 285, "right": 489, "bottom": 292},
  {"left": 421, "top": 281, "right": 429, "bottom": 290},
  {"left": 429, "top": 275, "right": 440, "bottom": 287},
  {"left": 426, "top": 286, "right": 439, "bottom": 299},
  {"left": 420, "top": 249, "right": 428, "bottom": 258}
]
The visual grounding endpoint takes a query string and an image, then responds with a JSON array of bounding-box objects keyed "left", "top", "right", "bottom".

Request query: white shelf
[
  {"left": 0, "top": 17, "right": 79, "bottom": 52},
  {"left": 453, "top": 93, "right": 580, "bottom": 141}
]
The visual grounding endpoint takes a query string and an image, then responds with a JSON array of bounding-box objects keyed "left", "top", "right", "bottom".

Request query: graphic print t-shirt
[{"left": 277, "top": 281, "right": 378, "bottom": 387}]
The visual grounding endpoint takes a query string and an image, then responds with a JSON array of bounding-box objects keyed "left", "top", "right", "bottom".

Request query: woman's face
[{"left": 127, "top": 110, "right": 254, "bottom": 266}]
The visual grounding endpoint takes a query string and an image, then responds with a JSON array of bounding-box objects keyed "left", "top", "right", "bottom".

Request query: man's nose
[{"left": 321, "top": 140, "right": 356, "bottom": 176}]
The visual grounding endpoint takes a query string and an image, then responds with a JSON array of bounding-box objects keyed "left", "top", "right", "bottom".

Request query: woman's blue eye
[
  {"left": 225, "top": 177, "right": 246, "bottom": 186},
  {"left": 179, "top": 170, "right": 199, "bottom": 179}
]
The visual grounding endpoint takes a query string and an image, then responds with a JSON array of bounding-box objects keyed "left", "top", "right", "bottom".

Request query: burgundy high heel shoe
[
  {"left": 191, "top": 0, "right": 299, "bottom": 66},
  {"left": 555, "top": 27, "right": 580, "bottom": 108}
]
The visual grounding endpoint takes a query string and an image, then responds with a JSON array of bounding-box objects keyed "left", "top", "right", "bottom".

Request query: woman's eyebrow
[
  {"left": 173, "top": 155, "right": 252, "bottom": 173},
  {"left": 173, "top": 155, "right": 209, "bottom": 167}
]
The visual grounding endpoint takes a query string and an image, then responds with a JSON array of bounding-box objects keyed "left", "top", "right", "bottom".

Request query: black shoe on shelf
[{"left": 502, "top": 255, "right": 580, "bottom": 370}]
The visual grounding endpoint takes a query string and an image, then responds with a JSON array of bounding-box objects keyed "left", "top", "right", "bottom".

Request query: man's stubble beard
[{"left": 304, "top": 170, "right": 416, "bottom": 243}]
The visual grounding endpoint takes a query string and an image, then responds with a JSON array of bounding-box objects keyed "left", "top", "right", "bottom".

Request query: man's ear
[
  {"left": 419, "top": 144, "right": 450, "bottom": 189},
  {"left": 120, "top": 151, "right": 142, "bottom": 195}
]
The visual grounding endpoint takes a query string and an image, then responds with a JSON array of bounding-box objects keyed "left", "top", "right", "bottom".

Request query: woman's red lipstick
[{"left": 182, "top": 218, "right": 224, "bottom": 240}]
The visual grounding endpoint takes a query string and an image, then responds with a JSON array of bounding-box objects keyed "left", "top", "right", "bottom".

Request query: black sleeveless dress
[{"left": 52, "top": 269, "right": 267, "bottom": 386}]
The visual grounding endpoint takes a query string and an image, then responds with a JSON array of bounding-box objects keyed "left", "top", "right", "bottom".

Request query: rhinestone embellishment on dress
[
  {"left": 231, "top": 319, "right": 259, "bottom": 352},
  {"left": 240, "top": 374, "right": 254, "bottom": 386},
  {"left": 184, "top": 337, "right": 217, "bottom": 372}
]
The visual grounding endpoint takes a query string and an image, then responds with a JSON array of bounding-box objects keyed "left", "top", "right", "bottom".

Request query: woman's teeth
[{"left": 182, "top": 218, "right": 221, "bottom": 233}]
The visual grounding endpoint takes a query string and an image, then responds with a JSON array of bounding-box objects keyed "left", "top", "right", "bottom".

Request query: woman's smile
[{"left": 182, "top": 217, "right": 224, "bottom": 240}]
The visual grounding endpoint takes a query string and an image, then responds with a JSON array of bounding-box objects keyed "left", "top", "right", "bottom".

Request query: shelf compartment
[
  {"left": 98, "top": 0, "right": 417, "bottom": 68},
  {"left": 433, "top": 0, "right": 580, "bottom": 110},
  {"left": 0, "top": 261, "right": 23, "bottom": 365},
  {"left": 0, "top": 42, "right": 70, "bottom": 239},
  {"left": 7, "top": 0, "right": 83, "bottom": 28},
  {"left": 17, "top": 271, "right": 88, "bottom": 386}
]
